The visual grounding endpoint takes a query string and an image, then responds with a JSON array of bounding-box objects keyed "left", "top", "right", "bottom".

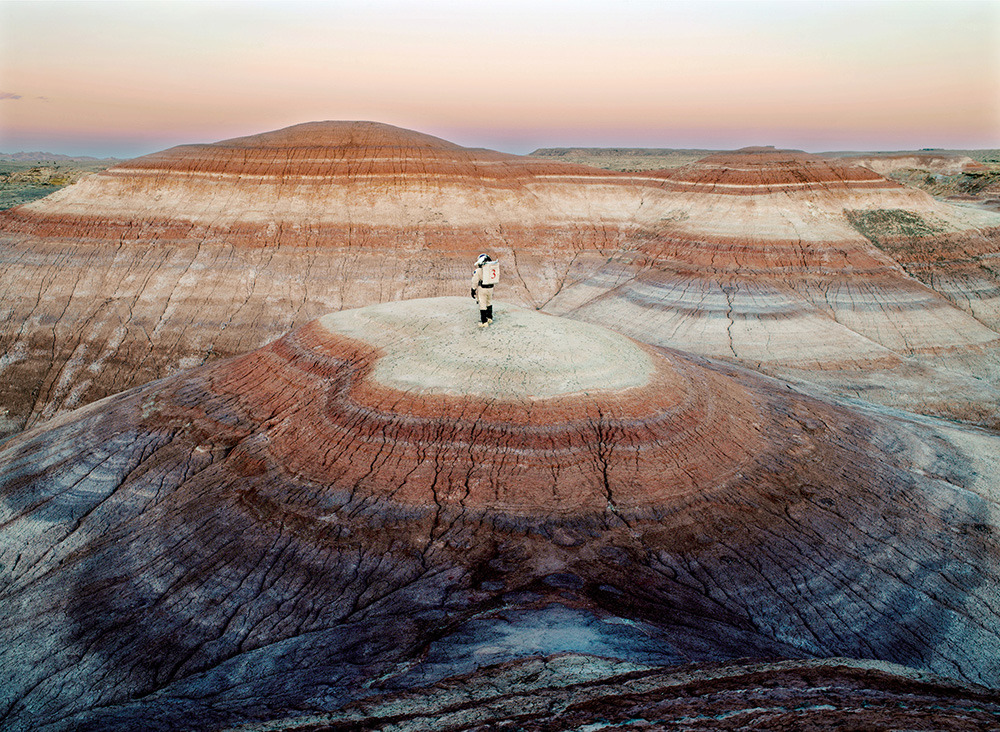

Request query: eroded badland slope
[
  {"left": 3, "top": 123, "right": 1000, "bottom": 730},
  {"left": 2, "top": 299, "right": 999, "bottom": 730},
  {"left": 1, "top": 124, "right": 1000, "bottom": 437}
]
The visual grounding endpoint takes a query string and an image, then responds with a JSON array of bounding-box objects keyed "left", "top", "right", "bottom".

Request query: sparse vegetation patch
[
  {"left": 846, "top": 208, "right": 942, "bottom": 243},
  {"left": 845, "top": 208, "right": 946, "bottom": 257},
  {"left": 957, "top": 170, "right": 1000, "bottom": 195},
  {"left": 0, "top": 159, "right": 117, "bottom": 210},
  {"left": 530, "top": 147, "right": 717, "bottom": 171}
]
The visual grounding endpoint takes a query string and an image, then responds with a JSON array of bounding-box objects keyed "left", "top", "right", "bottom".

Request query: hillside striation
[
  {"left": 2, "top": 298, "right": 999, "bottom": 730},
  {"left": 0, "top": 122, "right": 676, "bottom": 436},
  {"left": 545, "top": 147, "right": 1000, "bottom": 426},
  {"left": 1, "top": 126, "right": 1000, "bottom": 437},
  {"left": 230, "top": 655, "right": 1000, "bottom": 731}
]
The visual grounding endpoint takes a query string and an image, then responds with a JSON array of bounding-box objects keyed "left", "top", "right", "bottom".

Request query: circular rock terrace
[{"left": 183, "top": 296, "right": 767, "bottom": 516}]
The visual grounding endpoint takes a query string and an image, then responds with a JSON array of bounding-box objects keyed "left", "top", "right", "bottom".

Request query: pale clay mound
[{"left": 319, "top": 297, "right": 654, "bottom": 399}]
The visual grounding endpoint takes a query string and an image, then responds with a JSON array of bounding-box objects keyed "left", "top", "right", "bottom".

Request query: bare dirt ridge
[{"left": 1, "top": 298, "right": 999, "bottom": 731}]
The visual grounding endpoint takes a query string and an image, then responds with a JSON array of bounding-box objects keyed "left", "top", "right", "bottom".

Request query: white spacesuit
[{"left": 470, "top": 253, "right": 498, "bottom": 327}]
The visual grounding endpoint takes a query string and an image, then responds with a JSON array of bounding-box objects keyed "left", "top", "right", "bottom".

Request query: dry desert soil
[{"left": 2, "top": 123, "right": 1000, "bottom": 731}]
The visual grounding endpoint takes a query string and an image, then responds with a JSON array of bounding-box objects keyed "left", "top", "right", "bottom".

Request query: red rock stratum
[
  {"left": 0, "top": 122, "right": 673, "bottom": 435},
  {"left": 2, "top": 124, "right": 1000, "bottom": 438},
  {"left": 2, "top": 298, "right": 999, "bottom": 730}
]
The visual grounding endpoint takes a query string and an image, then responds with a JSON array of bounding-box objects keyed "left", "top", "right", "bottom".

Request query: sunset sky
[{"left": 1, "top": 0, "right": 998, "bottom": 158}]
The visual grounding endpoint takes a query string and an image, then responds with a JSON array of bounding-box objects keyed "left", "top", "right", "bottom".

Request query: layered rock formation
[
  {"left": 2, "top": 298, "right": 999, "bottom": 731},
  {"left": 1, "top": 125, "right": 999, "bottom": 438},
  {"left": 543, "top": 147, "right": 1000, "bottom": 425},
  {"left": 825, "top": 151, "right": 1000, "bottom": 214},
  {"left": 0, "top": 122, "right": 677, "bottom": 436},
  {"left": 234, "top": 655, "right": 1000, "bottom": 731}
]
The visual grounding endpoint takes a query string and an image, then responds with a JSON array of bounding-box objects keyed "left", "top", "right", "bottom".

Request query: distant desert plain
[{"left": 2, "top": 122, "right": 1000, "bottom": 730}]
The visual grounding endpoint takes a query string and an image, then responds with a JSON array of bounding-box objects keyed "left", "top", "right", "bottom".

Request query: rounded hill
[{"left": 210, "top": 120, "right": 470, "bottom": 150}]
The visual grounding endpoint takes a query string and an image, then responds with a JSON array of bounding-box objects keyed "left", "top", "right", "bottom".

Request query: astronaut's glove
[{"left": 471, "top": 289, "right": 477, "bottom": 299}]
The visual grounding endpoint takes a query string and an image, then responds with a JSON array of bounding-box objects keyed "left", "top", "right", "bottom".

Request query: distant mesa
[
  {"left": 0, "top": 151, "right": 122, "bottom": 163},
  {"left": 0, "top": 121, "right": 999, "bottom": 440},
  {"left": 2, "top": 297, "right": 1000, "bottom": 730},
  {"left": 825, "top": 150, "right": 987, "bottom": 177},
  {"left": 663, "top": 146, "right": 900, "bottom": 192}
]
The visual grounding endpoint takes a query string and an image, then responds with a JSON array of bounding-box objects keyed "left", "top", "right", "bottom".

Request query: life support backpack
[{"left": 481, "top": 260, "right": 500, "bottom": 285}]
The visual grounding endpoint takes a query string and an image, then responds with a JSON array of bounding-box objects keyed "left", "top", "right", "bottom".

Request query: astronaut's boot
[
  {"left": 479, "top": 309, "right": 489, "bottom": 327},
  {"left": 486, "top": 305, "right": 493, "bottom": 325}
]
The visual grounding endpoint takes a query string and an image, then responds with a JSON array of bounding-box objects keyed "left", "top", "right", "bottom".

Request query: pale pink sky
[{"left": 1, "top": 0, "right": 998, "bottom": 157}]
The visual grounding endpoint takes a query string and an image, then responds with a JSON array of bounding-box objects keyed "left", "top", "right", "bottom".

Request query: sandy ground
[{"left": 319, "top": 297, "right": 654, "bottom": 399}]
